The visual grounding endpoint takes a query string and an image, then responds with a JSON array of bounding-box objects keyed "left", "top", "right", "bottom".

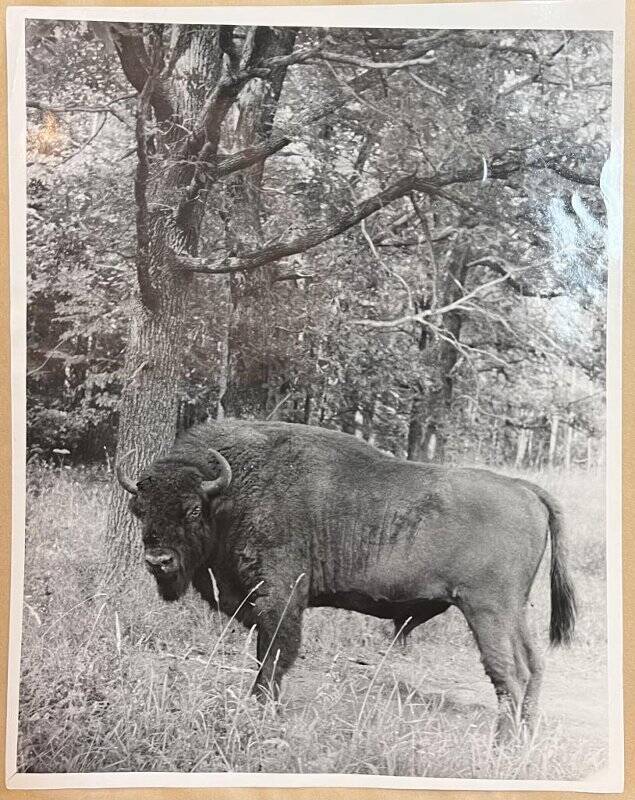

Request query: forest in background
[{"left": 24, "top": 21, "right": 611, "bottom": 472}]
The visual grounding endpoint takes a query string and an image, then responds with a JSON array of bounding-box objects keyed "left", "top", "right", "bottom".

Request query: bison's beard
[
  {"left": 154, "top": 568, "right": 191, "bottom": 601},
  {"left": 147, "top": 529, "right": 210, "bottom": 603},
  {"left": 150, "top": 552, "right": 196, "bottom": 602}
]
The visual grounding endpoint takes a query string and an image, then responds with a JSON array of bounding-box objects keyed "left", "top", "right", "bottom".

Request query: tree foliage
[{"left": 25, "top": 21, "right": 611, "bottom": 470}]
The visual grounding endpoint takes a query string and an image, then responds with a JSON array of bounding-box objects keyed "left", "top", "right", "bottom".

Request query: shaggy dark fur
[{"left": 122, "top": 420, "right": 576, "bottom": 737}]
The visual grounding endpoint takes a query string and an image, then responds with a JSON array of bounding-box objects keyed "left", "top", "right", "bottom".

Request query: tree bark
[
  {"left": 106, "top": 278, "right": 190, "bottom": 577},
  {"left": 105, "top": 26, "right": 223, "bottom": 579}
]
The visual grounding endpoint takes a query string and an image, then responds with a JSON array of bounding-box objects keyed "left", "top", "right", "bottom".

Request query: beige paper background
[{"left": 0, "top": 1, "right": 629, "bottom": 797}]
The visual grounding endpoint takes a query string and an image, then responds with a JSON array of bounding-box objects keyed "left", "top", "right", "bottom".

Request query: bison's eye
[{"left": 186, "top": 506, "right": 201, "bottom": 520}]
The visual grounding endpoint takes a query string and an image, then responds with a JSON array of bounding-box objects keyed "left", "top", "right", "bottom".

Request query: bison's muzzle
[{"left": 144, "top": 549, "right": 179, "bottom": 575}]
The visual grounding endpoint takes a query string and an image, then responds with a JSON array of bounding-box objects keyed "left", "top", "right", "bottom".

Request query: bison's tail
[{"left": 528, "top": 484, "right": 577, "bottom": 646}]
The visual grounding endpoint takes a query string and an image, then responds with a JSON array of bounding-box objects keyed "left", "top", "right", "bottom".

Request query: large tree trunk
[
  {"left": 105, "top": 27, "right": 223, "bottom": 579},
  {"left": 106, "top": 274, "right": 190, "bottom": 576}
]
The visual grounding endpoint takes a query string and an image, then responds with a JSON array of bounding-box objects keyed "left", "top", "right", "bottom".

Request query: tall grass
[{"left": 17, "top": 464, "right": 608, "bottom": 778}]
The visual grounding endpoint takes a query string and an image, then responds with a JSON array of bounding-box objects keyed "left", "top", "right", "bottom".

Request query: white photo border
[{"left": 5, "top": 1, "right": 625, "bottom": 790}]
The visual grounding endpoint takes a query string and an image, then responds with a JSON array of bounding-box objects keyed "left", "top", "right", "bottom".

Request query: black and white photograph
[{"left": 6, "top": 1, "right": 624, "bottom": 790}]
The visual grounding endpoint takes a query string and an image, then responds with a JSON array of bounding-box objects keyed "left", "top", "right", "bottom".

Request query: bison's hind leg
[
  {"left": 518, "top": 615, "right": 545, "bottom": 734},
  {"left": 460, "top": 601, "right": 531, "bottom": 743}
]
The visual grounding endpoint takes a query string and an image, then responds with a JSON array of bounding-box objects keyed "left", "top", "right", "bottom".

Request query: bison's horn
[
  {"left": 116, "top": 450, "right": 138, "bottom": 495},
  {"left": 201, "top": 449, "right": 232, "bottom": 497}
]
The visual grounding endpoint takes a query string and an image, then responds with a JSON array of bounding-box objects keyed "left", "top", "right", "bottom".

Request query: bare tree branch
[
  {"left": 408, "top": 71, "right": 447, "bottom": 97},
  {"left": 27, "top": 96, "right": 135, "bottom": 115},
  {"left": 316, "top": 50, "right": 435, "bottom": 70},
  {"left": 59, "top": 112, "right": 108, "bottom": 165},
  {"left": 424, "top": 320, "right": 509, "bottom": 366},
  {"left": 540, "top": 158, "right": 601, "bottom": 187},
  {"left": 259, "top": 43, "right": 324, "bottom": 70},
  {"left": 467, "top": 255, "right": 563, "bottom": 298},
  {"left": 271, "top": 271, "right": 314, "bottom": 283},
  {"left": 212, "top": 39, "right": 443, "bottom": 181},
  {"left": 27, "top": 97, "right": 134, "bottom": 131},
  {"left": 350, "top": 271, "right": 512, "bottom": 329},
  {"left": 359, "top": 218, "right": 414, "bottom": 309}
]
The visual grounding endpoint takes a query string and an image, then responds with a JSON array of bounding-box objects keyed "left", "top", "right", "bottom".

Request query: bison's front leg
[{"left": 252, "top": 584, "right": 307, "bottom": 701}]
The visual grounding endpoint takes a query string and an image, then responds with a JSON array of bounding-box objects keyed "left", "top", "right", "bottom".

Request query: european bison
[{"left": 117, "top": 419, "right": 576, "bottom": 738}]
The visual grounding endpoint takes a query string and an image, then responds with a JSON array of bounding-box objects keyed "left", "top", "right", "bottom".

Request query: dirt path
[{"left": 285, "top": 627, "right": 608, "bottom": 746}]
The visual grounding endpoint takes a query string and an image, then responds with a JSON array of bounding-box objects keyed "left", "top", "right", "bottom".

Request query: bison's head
[{"left": 116, "top": 449, "right": 232, "bottom": 601}]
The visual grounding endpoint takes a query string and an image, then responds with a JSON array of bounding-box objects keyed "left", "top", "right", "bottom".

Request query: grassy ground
[{"left": 16, "top": 464, "right": 608, "bottom": 779}]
